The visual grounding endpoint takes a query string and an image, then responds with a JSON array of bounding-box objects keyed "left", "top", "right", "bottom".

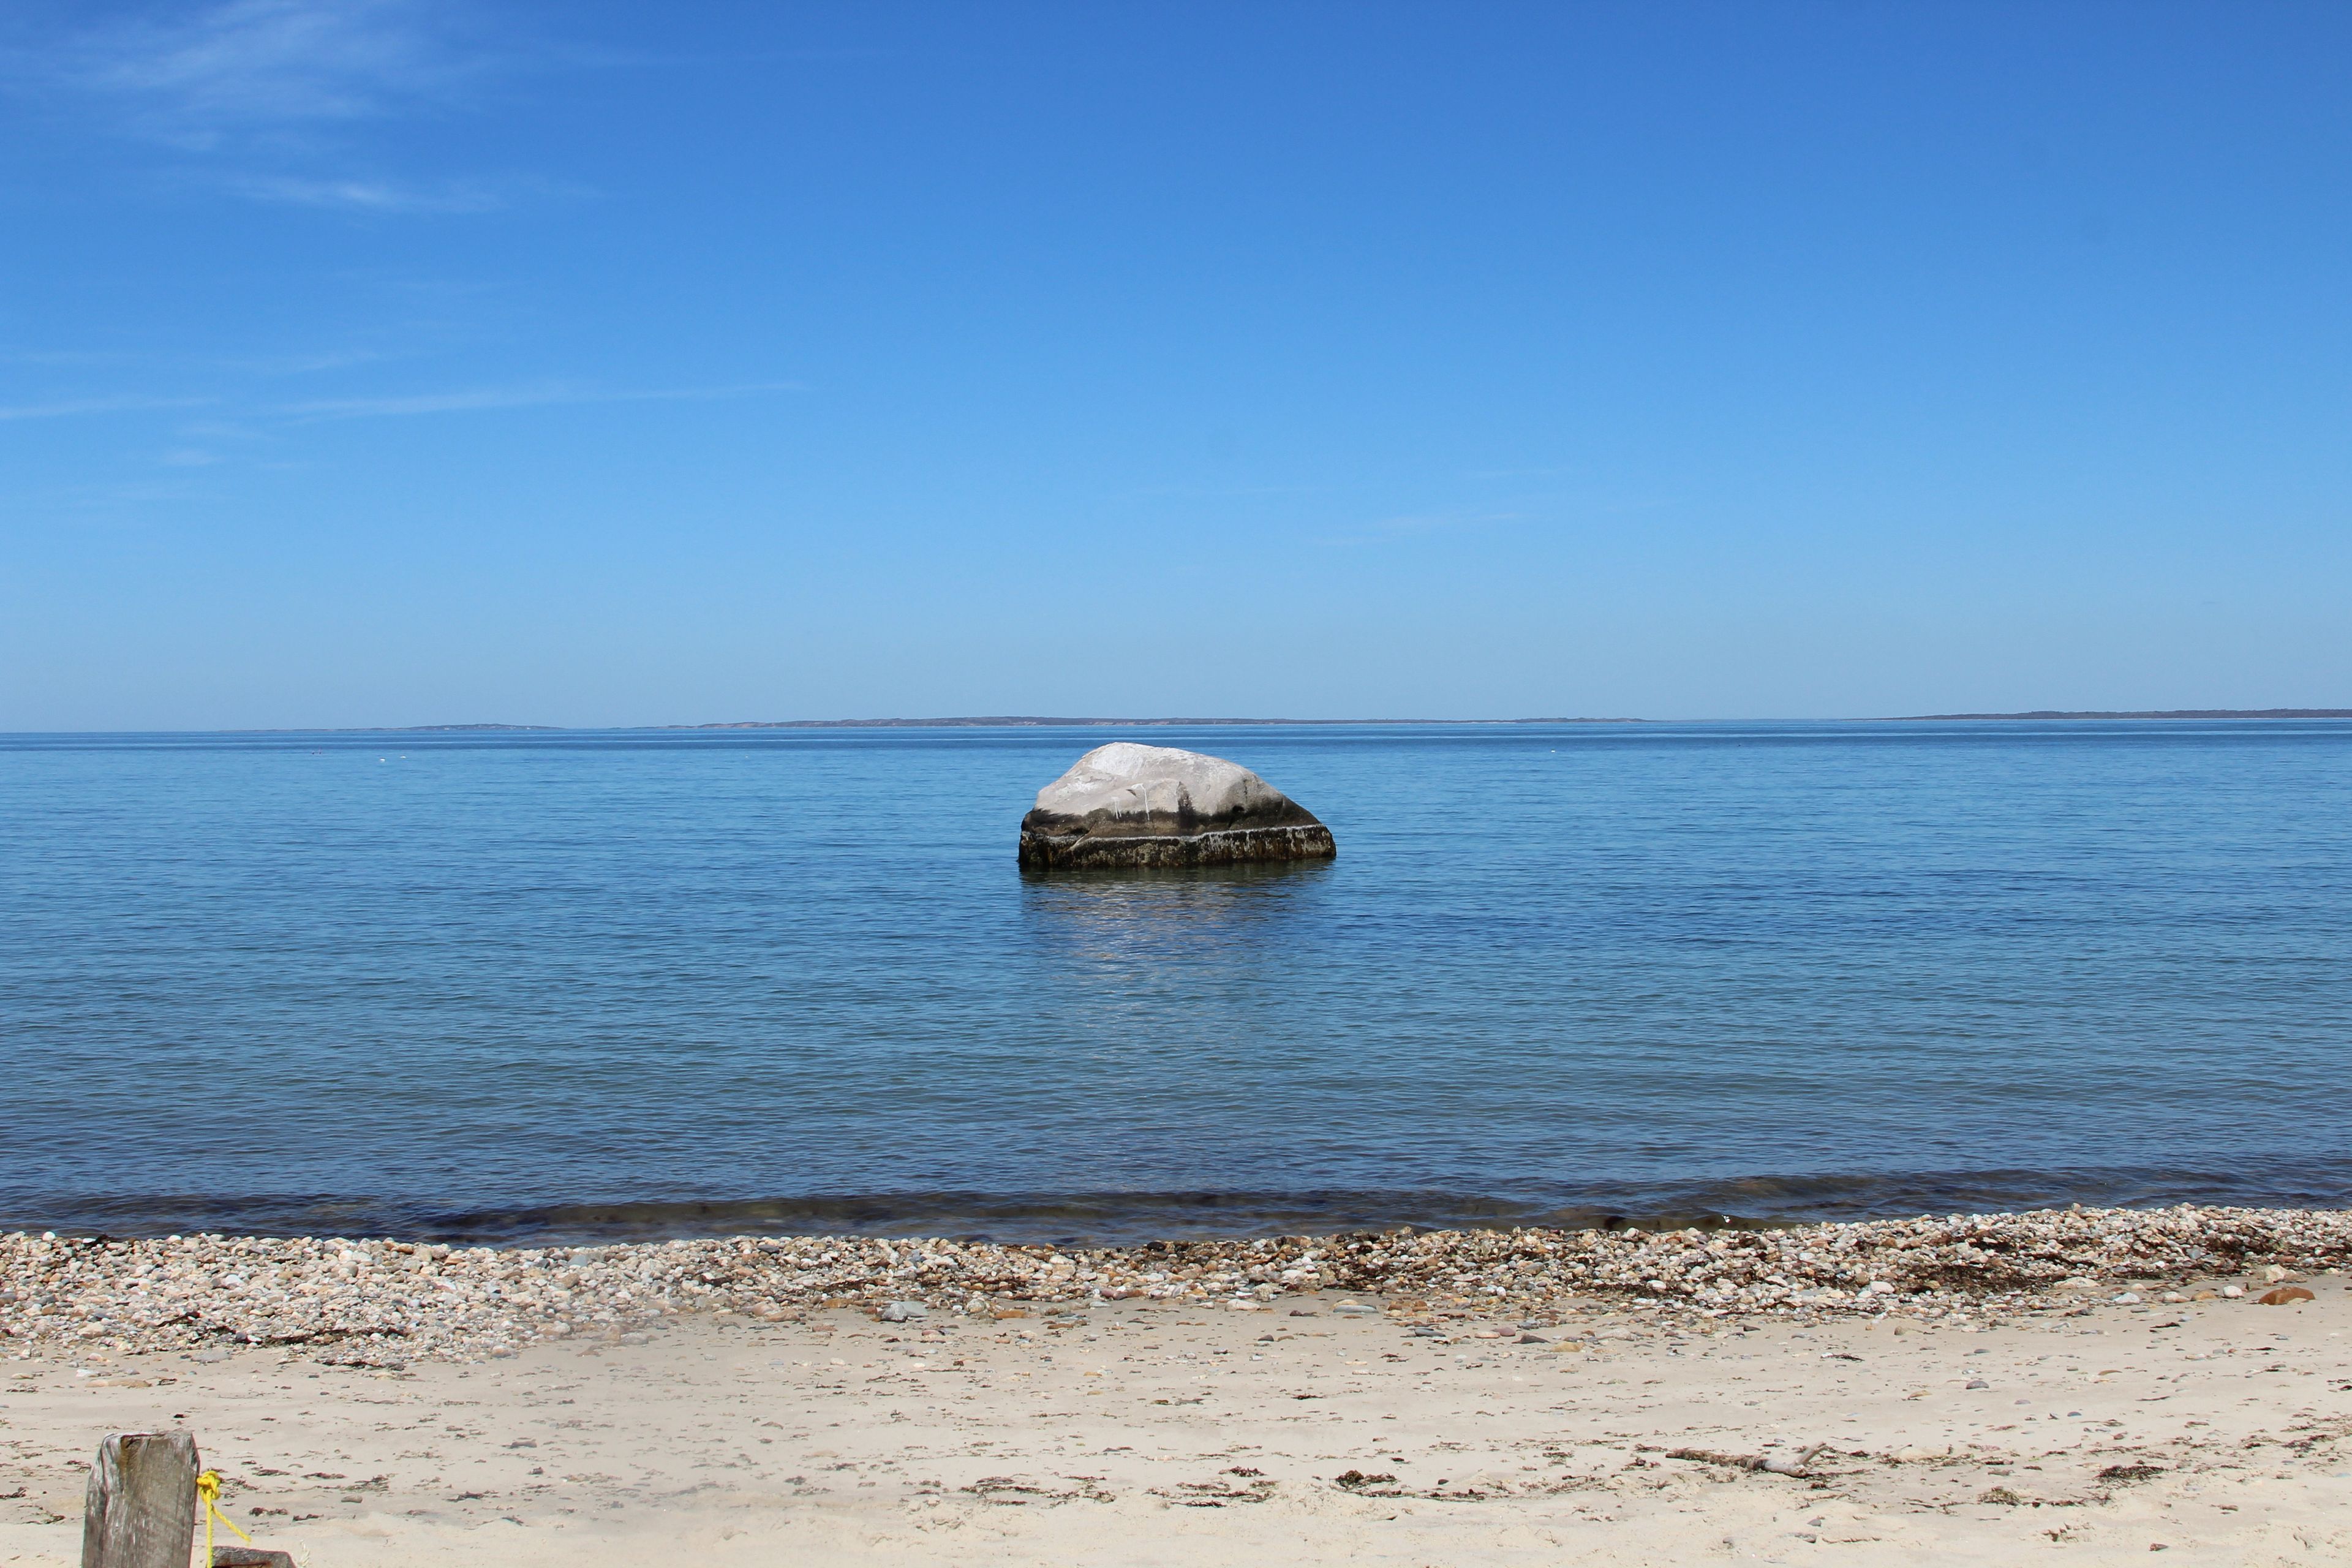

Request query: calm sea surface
[{"left": 4, "top": 721, "right": 2350, "bottom": 1243}]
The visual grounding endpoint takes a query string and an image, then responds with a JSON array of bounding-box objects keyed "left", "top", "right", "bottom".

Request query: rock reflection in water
[{"left": 1020, "top": 859, "right": 1335, "bottom": 959}]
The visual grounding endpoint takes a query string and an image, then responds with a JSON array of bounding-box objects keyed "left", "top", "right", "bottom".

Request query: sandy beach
[{"left": 4, "top": 1215, "right": 2350, "bottom": 1565}]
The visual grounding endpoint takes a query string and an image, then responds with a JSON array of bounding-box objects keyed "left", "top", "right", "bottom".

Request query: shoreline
[
  {"left": 4, "top": 1205, "right": 2346, "bottom": 1564},
  {"left": 7, "top": 1204, "right": 2348, "bottom": 1366},
  {"left": 21, "top": 1163, "right": 2352, "bottom": 1249}
]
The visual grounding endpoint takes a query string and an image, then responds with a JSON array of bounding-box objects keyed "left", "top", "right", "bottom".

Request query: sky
[{"left": 2, "top": 1, "right": 2348, "bottom": 728}]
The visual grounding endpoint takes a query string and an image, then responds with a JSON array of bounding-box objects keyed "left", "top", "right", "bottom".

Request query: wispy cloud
[
  {"left": 217, "top": 349, "right": 404, "bottom": 375},
  {"left": 6, "top": 346, "right": 417, "bottom": 376},
  {"left": 279, "top": 380, "right": 805, "bottom": 420},
  {"left": 0, "top": 381, "right": 801, "bottom": 431},
  {"left": 1316, "top": 510, "right": 1525, "bottom": 548},
  {"left": 0, "top": 347, "right": 141, "bottom": 368},
  {"left": 1466, "top": 464, "right": 1580, "bottom": 481},
  {"left": 225, "top": 172, "right": 508, "bottom": 213},
  {"left": 1125, "top": 482, "right": 1329, "bottom": 500},
  {"left": 0, "top": 394, "right": 209, "bottom": 422},
  {"left": 66, "top": 0, "right": 483, "bottom": 145},
  {"left": 24, "top": 0, "right": 542, "bottom": 220}
]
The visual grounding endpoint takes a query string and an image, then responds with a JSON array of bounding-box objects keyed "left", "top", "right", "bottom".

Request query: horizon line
[{"left": 9, "top": 707, "right": 2352, "bottom": 736}]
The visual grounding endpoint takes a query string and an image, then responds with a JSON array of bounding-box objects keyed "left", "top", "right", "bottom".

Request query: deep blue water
[{"left": 4, "top": 721, "right": 2350, "bottom": 1243}]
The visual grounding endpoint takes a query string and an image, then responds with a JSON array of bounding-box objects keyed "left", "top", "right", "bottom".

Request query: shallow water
[{"left": 4, "top": 720, "right": 2350, "bottom": 1243}]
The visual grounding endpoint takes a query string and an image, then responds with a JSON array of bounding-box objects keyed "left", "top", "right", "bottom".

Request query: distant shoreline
[
  {"left": 350, "top": 709, "right": 2350, "bottom": 732},
  {"left": 1879, "top": 708, "right": 2352, "bottom": 721},
  {"left": 662, "top": 715, "right": 1646, "bottom": 730},
  {"left": 292, "top": 717, "right": 1651, "bottom": 733},
  {"left": 24, "top": 710, "right": 2351, "bottom": 734}
]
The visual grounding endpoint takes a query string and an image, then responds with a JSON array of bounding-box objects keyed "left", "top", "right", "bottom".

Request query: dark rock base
[{"left": 1018, "top": 823, "right": 1337, "bottom": 871}]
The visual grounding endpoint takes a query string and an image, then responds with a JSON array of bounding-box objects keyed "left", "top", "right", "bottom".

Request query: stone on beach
[
  {"left": 7, "top": 1204, "right": 2352, "bottom": 1366},
  {"left": 1016, "top": 742, "right": 1336, "bottom": 870}
]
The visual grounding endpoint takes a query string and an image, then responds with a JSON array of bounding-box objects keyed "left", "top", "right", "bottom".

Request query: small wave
[{"left": 7, "top": 1164, "right": 2351, "bottom": 1248}]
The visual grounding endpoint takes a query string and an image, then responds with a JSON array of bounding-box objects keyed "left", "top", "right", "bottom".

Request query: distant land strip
[
  {"left": 1883, "top": 708, "right": 2352, "bottom": 721},
  {"left": 270, "top": 718, "right": 1643, "bottom": 732},
  {"left": 665, "top": 716, "right": 1644, "bottom": 729},
  {"left": 273, "top": 710, "right": 2352, "bottom": 734}
]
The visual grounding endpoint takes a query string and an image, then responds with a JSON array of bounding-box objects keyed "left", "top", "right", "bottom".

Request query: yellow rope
[{"left": 194, "top": 1471, "right": 252, "bottom": 1566}]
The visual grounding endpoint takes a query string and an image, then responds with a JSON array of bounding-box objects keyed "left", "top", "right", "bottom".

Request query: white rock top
[{"left": 1031, "top": 742, "right": 1288, "bottom": 821}]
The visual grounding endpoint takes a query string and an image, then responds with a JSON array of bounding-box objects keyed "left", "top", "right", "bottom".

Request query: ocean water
[{"left": 4, "top": 720, "right": 2350, "bottom": 1245}]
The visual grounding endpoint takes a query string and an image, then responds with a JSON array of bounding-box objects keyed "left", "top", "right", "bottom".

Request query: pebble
[{"left": 4, "top": 1201, "right": 2347, "bottom": 1365}]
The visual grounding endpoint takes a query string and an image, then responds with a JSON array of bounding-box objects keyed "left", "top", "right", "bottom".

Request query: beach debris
[
  {"left": 2257, "top": 1286, "right": 2315, "bottom": 1305},
  {"left": 211, "top": 1550, "right": 297, "bottom": 1568},
  {"left": 878, "top": 1301, "right": 927, "bottom": 1322},
  {"left": 1662, "top": 1443, "right": 1826, "bottom": 1478},
  {"left": 7, "top": 1202, "right": 2352, "bottom": 1365},
  {"left": 83, "top": 1431, "right": 197, "bottom": 1568},
  {"left": 2098, "top": 1464, "right": 2165, "bottom": 1483},
  {"left": 1016, "top": 743, "right": 1336, "bottom": 870}
]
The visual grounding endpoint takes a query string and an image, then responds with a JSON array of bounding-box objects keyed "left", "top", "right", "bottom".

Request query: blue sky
[{"left": 3, "top": 1, "right": 2347, "bottom": 727}]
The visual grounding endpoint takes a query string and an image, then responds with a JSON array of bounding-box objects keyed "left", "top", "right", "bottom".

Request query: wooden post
[{"left": 81, "top": 1431, "right": 197, "bottom": 1568}]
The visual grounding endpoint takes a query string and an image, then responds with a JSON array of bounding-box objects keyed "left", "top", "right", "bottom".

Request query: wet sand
[{"left": 3, "top": 1279, "right": 2346, "bottom": 1566}]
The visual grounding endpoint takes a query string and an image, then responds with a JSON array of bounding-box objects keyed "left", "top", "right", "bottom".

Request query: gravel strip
[{"left": 4, "top": 1204, "right": 2346, "bottom": 1365}]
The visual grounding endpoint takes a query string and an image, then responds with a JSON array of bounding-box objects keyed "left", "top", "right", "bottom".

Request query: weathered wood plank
[{"left": 80, "top": 1431, "right": 198, "bottom": 1568}]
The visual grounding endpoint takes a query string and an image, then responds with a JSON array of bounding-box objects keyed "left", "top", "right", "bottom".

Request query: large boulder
[{"left": 1017, "top": 742, "right": 1337, "bottom": 870}]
